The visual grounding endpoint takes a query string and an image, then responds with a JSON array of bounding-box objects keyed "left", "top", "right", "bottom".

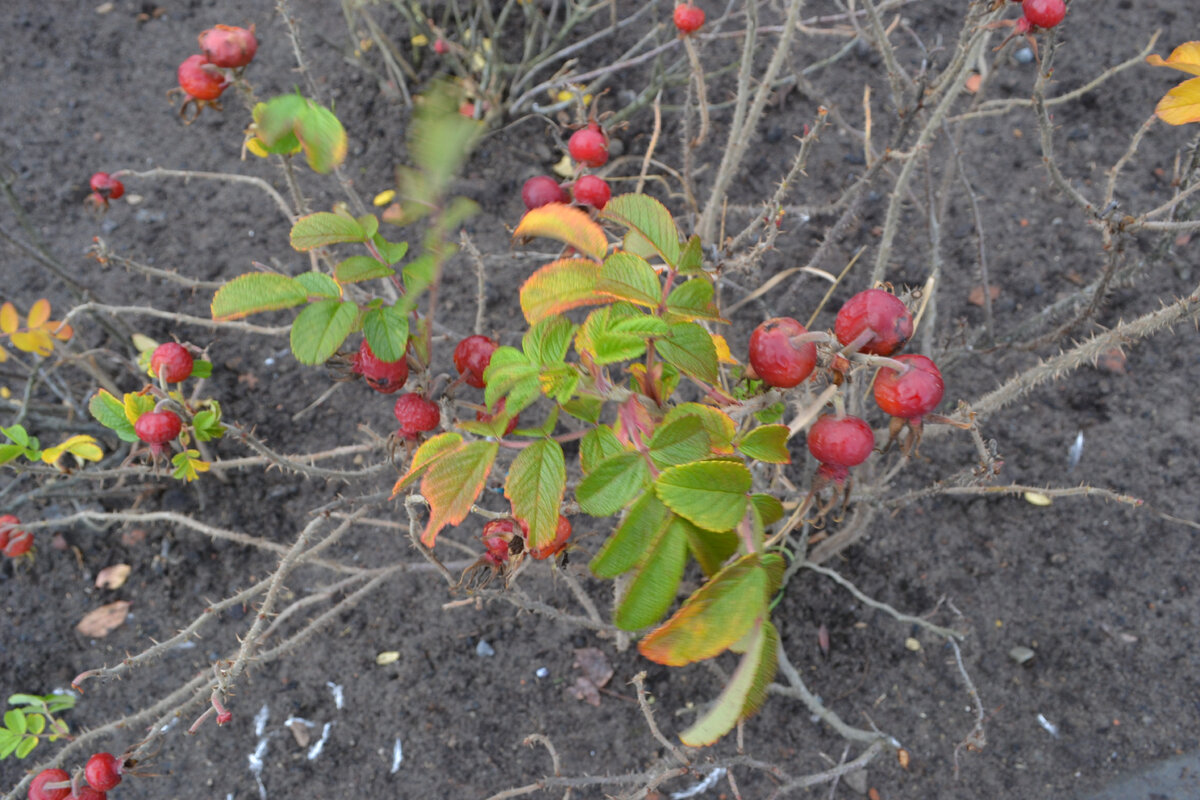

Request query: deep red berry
[
  {"left": 0, "top": 514, "right": 17, "bottom": 551},
  {"left": 353, "top": 339, "right": 409, "bottom": 394},
  {"left": 874, "top": 354, "right": 944, "bottom": 420},
  {"left": 89, "top": 173, "right": 125, "bottom": 201},
  {"left": 150, "top": 342, "right": 194, "bottom": 383},
  {"left": 807, "top": 414, "right": 874, "bottom": 484},
  {"left": 4, "top": 528, "right": 33, "bottom": 558},
  {"left": 476, "top": 399, "right": 519, "bottom": 436},
  {"left": 673, "top": 3, "right": 706, "bottom": 34},
  {"left": 481, "top": 518, "right": 520, "bottom": 567},
  {"left": 453, "top": 335, "right": 499, "bottom": 389},
  {"left": 85, "top": 753, "right": 123, "bottom": 792},
  {"left": 1021, "top": 0, "right": 1065, "bottom": 28},
  {"left": 177, "top": 55, "right": 228, "bottom": 101},
  {"left": 198, "top": 24, "right": 258, "bottom": 69},
  {"left": 834, "top": 289, "right": 914, "bottom": 356},
  {"left": 135, "top": 410, "right": 183, "bottom": 447},
  {"left": 28, "top": 769, "right": 71, "bottom": 800},
  {"left": 572, "top": 175, "right": 611, "bottom": 210},
  {"left": 528, "top": 515, "right": 572, "bottom": 560},
  {"left": 748, "top": 317, "right": 817, "bottom": 388},
  {"left": 568, "top": 125, "right": 609, "bottom": 168},
  {"left": 66, "top": 788, "right": 105, "bottom": 800},
  {"left": 433, "top": 39, "right": 449, "bottom": 55},
  {"left": 521, "top": 176, "right": 569, "bottom": 211},
  {"left": 393, "top": 393, "right": 441, "bottom": 439}
]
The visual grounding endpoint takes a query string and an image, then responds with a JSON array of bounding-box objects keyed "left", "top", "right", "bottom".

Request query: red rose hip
[
  {"left": 567, "top": 124, "right": 609, "bottom": 168},
  {"left": 1021, "top": 0, "right": 1065, "bottom": 28},
  {"left": 673, "top": 3, "right": 706, "bottom": 34},
  {"left": 748, "top": 317, "right": 817, "bottom": 388},
  {"left": 85, "top": 752, "right": 123, "bottom": 792},
  {"left": 135, "top": 410, "right": 183, "bottom": 449},
  {"left": 28, "top": 768, "right": 71, "bottom": 800},
  {"left": 89, "top": 173, "right": 125, "bottom": 201},
  {"left": 453, "top": 335, "right": 499, "bottom": 389},
  {"left": 199, "top": 24, "right": 258, "bottom": 69},
  {"left": 834, "top": 289, "right": 913, "bottom": 356},
  {"left": 353, "top": 339, "right": 409, "bottom": 394},
  {"left": 150, "top": 342, "right": 194, "bottom": 383},
  {"left": 521, "top": 176, "right": 569, "bottom": 211},
  {"left": 177, "top": 54, "right": 228, "bottom": 102},
  {"left": 572, "top": 175, "right": 610, "bottom": 210},
  {"left": 393, "top": 393, "right": 441, "bottom": 439},
  {"left": 528, "top": 515, "right": 572, "bottom": 560},
  {"left": 873, "top": 354, "right": 944, "bottom": 420}
]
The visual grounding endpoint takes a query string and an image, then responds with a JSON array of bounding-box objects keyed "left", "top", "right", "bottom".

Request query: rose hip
[
  {"left": 748, "top": 317, "right": 817, "bottom": 388},
  {"left": 834, "top": 289, "right": 913, "bottom": 356},
  {"left": 353, "top": 339, "right": 409, "bottom": 394},
  {"left": 521, "top": 176, "right": 569, "bottom": 210},
  {"left": 873, "top": 354, "right": 944, "bottom": 421},
  {"left": 150, "top": 342, "right": 194, "bottom": 383},
  {"left": 807, "top": 414, "right": 874, "bottom": 485},
  {"left": 198, "top": 24, "right": 258, "bottom": 69},
  {"left": 453, "top": 335, "right": 499, "bottom": 389}
]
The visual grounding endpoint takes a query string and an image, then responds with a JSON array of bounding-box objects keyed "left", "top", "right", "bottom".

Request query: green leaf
[
  {"left": 600, "top": 194, "right": 682, "bottom": 268},
  {"left": 647, "top": 416, "right": 710, "bottom": 469},
  {"left": 1, "top": 425, "right": 29, "bottom": 448},
  {"left": 357, "top": 214, "right": 379, "bottom": 240},
  {"left": 750, "top": 494, "right": 785, "bottom": 527},
  {"left": 392, "top": 433, "right": 463, "bottom": 493},
  {"left": 24, "top": 714, "right": 44, "bottom": 736},
  {"left": 14, "top": 736, "right": 37, "bottom": 759},
  {"left": 576, "top": 452, "right": 649, "bottom": 516},
  {"left": 591, "top": 492, "right": 670, "bottom": 578},
  {"left": 6, "top": 695, "right": 43, "bottom": 707},
  {"left": 753, "top": 402, "right": 785, "bottom": 424},
  {"left": 192, "top": 406, "right": 226, "bottom": 442},
  {"left": 290, "top": 300, "right": 358, "bottom": 365},
  {"left": 614, "top": 516, "right": 688, "bottom": 630},
  {"left": 562, "top": 395, "right": 603, "bottom": 424},
  {"left": 655, "top": 461, "right": 751, "bottom": 532},
  {"left": 519, "top": 258, "right": 608, "bottom": 325},
  {"left": 0, "top": 445, "right": 23, "bottom": 465},
  {"left": 483, "top": 347, "right": 541, "bottom": 414},
  {"left": 420, "top": 440, "right": 498, "bottom": 546},
  {"left": 290, "top": 212, "right": 367, "bottom": 251},
  {"left": 3, "top": 711, "right": 25, "bottom": 736},
  {"left": 294, "top": 271, "right": 342, "bottom": 299},
  {"left": 685, "top": 523, "right": 739, "bottom": 577},
  {"left": 639, "top": 555, "right": 768, "bottom": 665},
  {"left": 254, "top": 94, "right": 308, "bottom": 144},
  {"left": 88, "top": 390, "right": 138, "bottom": 443},
  {"left": 211, "top": 273, "right": 307, "bottom": 321},
  {"left": 505, "top": 440, "right": 566, "bottom": 552},
  {"left": 409, "top": 84, "right": 483, "bottom": 195},
  {"left": 580, "top": 426, "right": 625, "bottom": 474},
  {"left": 372, "top": 235, "right": 409, "bottom": 266},
  {"left": 294, "top": 101, "right": 349, "bottom": 173},
  {"left": 362, "top": 304, "right": 410, "bottom": 362},
  {"left": 656, "top": 322, "right": 719, "bottom": 385},
  {"left": 171, "top": 449, "right": 209, "bottom": 482},
  {"left": 336, "top": 256, "right": 395, "bottom": 284},
  {"left": 663, "top": 403, "right": 736, "bottom": 454},
  {"left": 678, "top": 619, "right": 778, "bottom": 747},
  {"left": 523, "top": 315, "right": 576, "bottom": 366},
  {"left": 401, "top": 253, "right": 438, "bottom": 297},
  {"left": 590, "top": 312, "right": 669, "bottom": 365},
  {"left": 738, "top": 425, "right": 791, "bottom": 464},
  {"left": 666, "top": 278, "right": 722, "bottom": 322},
  {"left": 191, "top": 360, "right": 214, "bottom": 379},
  {"left": 598, "top": 251, "right": 662, "bottom": 308},
  {"left": 678, "top": 234, "right": 704, "bottom": 274},
  {"left": 539, "top": 364, "right": 579, "bottom": 404}
]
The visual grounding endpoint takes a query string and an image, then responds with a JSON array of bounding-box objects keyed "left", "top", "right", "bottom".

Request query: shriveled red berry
[
  {"left": 4, "top": 528, "right": 33, "bottom": 558},
  {"left": 481, "top": 518, "right": 520, "bottom": 567},
  {"left": 572, "top": 175, "right": 610, "bottom": 210},
  {"left": 89, "top": 173, "right": 125, "bottom": 201},
  {"left": 834, "top": 289, "right": 913, "bottom": 356},
  {"left": 874, "top": 354, "right": 944, "bottom": 420},
  {"left": 453, "top": 335, "right": 499, "bottom": 389},
  {"left": 198, "top": 24, "right": 258, "bottom": 69},
  {"left": 28, "top": 768, "right": 71, "bottom": 800},
  {"left": 353, "top": 339, "right": 409, "bottom": 394},
  {"left": 177, "top": 55, "right": 228, "bottom": 101},
  {"left": 150, "top": 342, "right": 194, "bottom": 383},
  {"left": 393, "top": 393, "right": 441, "bottom": 439},
  {"left": 748, "top": 317, "right": 817, "bottom": 388},
  {"left": 1021, "top": 0, "right": 1065, "bottom": 28},
  {"left": 673, "top": 3, "right": 706, "bottom": 34},
  {"left": 528, "top": 515, "right": 572, "bottom": 560},
  {"left": 85, "top": 753, "right": 123, "bottom": 792},
  {"left": 135, "top": 410, "right": 183, "bottom": 447},
  {"left": 521, "top": 176, "right": 569, "bottom": 211},
  {"left": 568, "top": 124, "right": 609, "bottom": 168},
  {"left": 476, "top": 399, "right": 519, "bottom": 436},
  {"left": 807, "top": 414, "right": 874, "bottom": 485}
]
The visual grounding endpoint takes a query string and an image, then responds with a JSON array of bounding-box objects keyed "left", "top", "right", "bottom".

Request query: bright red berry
[
  {"left": 4, "top": 528, "right": 33, "bottom": 558},
  {"left": 476, "top": 399, "right": 519, "bottom": 436},
  {"left": 748, "top": 317, "right": 817, "bottom": 388},
  {"left": 0, "top": 514, "right": 17, "bottom": 550},
  {"left": 393, "top": 393, "right": 441, "bottom": 439},
  {"left": 521, "top": 176, "right": 569, "bottom": 211},
  {"left": 177, "top": 54, "right": 228, "bottom": 102},
  {"left": 353, "top": 339, "right": 409, "bottom": 394},
  {"left": 1021, "top": 0, "right": 1065, "bottom": 28},
  {"left": 66, "top": 788, "right": 105, "bottom": 800},
  {"left": 89, "top": 173, "right": 125, "bottom": 201},
  {"left": 873, "top": 354, "right": 944, "bottom": 420},
  {"left": 453, "top": 335, "right": 499, "bottom": 389},
  {"left": 150, "top": 342, "right": 194, "bottom": 383},
  {"left": 528, "top": 515, "right": 572, "bottom": 560},
  {"left": 85, "top": 753, "right": 123, "bottom": 792},
  {"left": 673, "top": 3, "right": 706, "bottom": 34},
  {"left": 568, "top": 124, "right": 609, "bottom": 168},
  {"left": 28, "top": 769, "right": 71, "bottom": 800},
  {"left": 834, "top": 289, "right": 913, "bottom": 356},
  {"left": 572, "top": 175, "right": 611, "bottom": 210},
  {"left": 135, "top": 410, "right": 183, "bottom": 448},
  {"left": 198, "top": 24, "right": 258, "bottom": 69},
  {"left": 807, "top": 414, "right": 874, "bottom": 484}
]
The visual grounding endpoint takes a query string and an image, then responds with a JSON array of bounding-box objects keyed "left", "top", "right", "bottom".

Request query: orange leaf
[
  {"left": 1154, "top": 76, "right": 1200, "bottom": 126},
  {"left": 27, "top": 298, "right": 51, "bottom": 328},
  {"left": 519, "top": 258, "right": 610, "bottom": 324},
  {"left": 419, "top": 440, "right": 497, "bottom": 547},
  {"left": 48, "top": 321, "right": 73, "bottom": 341},
  {"left": 514, "top": 204, "right": 608, "bottom": 261},
  {"left": 1146, "top": 41, "right": 1200, "bottom": 77}
]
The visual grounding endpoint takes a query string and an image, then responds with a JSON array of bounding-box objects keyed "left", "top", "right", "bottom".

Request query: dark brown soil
[{"left": 3, "top": 1, "right": 1199, "bottom": 799}]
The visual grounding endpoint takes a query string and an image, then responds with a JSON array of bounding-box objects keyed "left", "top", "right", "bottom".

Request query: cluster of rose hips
[
  {"left": 521, "top": 121, "right": 613, "bottom": 214},
  {"left": 747, "top": 289, "right": 944, "bottom": 498},
  {"left": 133, "top": 343, "right": 198, "bottom": 456},
  {"left": 29, "top": 752, "right": 123, "bottom": 800},
  {"left": 0, "top": 514, "right": 33, "bottom": 559},
  {"left": 173, "top": 24, "right": 257, "bottom": 121}
]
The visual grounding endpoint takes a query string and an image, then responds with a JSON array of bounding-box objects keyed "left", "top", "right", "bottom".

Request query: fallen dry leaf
[
  {"left": 95, "top": 563, "right": 131, "bottom": 589},
  {"left": 75, "top": 601, "right": 130, "bottom": 637},
  {"left": 567, "top": 676, "right": 602, "bottom": 707},
  {"left": 287, "top": 719, "right": 312, "bottom": 747},
  {"left": 967, "top": 285, "right": 1001, "bottom": 306},
  {"left": 572, "top": 648, "right": 613, "bottom": 690}
]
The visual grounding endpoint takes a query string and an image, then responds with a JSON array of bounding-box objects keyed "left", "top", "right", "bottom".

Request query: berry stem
[
  {"left": 788, "top": 331, "right": 836, "bottom": 347},
  {"left": 837, "top": 328, "right": 875, "bottom": 355},
  {"left": 851, "top": 352, "right": 911, "bottom": 373}
]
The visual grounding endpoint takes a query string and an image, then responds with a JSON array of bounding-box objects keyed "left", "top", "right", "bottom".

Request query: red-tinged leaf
[
  {"left": 392, "top": 433, "right": 463, "bottom": 495},
  {"left": 519, "top": 258, "right": 610, "bottom": 324},
  {"left": 663, "top": 403, "right": 736, "bottom": 454},
  {"left": 600, "top": 194, "right": 682, "bottom": 268},
  {"left": 614, "top": 515, "right": 689, "bottom": 630},
  {"left": 737, "top": 425, "right": 791, "bottom": 464},
  {"left": 639, "top": 554, "right": 768, "bottom": 665},
  {"left": 505, "top": 439, "right": 566, "bottom": 551},
  {"left": 514, "top": 204, "right": 608, "bottom": 261},
  {"left": 678, "top": 618, "right": 778, "bottom": 747},
  {"left": 420, "top": 440, "right": 498, "bottom": 547}
]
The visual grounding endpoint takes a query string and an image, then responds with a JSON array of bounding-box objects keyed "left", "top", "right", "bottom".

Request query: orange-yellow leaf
[
  {"left": 10, "top": 330, "right": 53, "bottom": 356},
  {"left": 712, "top": 334, "right": 738, "bottom": 365},
  {"left": 48, "top": 321, "right": 73, "bottom": 341},
  {"left": 0, "top": 303, "right": 18, "bottom": 334},
  {"left": 519, "top": 258, "right": 610, "bottom": 324},
  {"left": 514, "top": 204, "right": 608, "bottom": 261},
  {"left": 1154, "top": 76, "right": 1200, "bottom": 126},
  {"left": 419, "top": 440, "right": 498, "bottom": 547},
  {"left": 27, "top": 299, "right": 51, "bottom": 328},
  {"left": 391, "top": 432, "right": 463, "bottom": 495},
  {"left": 1147, "top": 42, "right": 1200, "bottom": 76}
]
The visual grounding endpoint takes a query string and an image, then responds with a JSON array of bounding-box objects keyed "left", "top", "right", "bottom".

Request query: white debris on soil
[
  {"left": 1037, "top": 713, "right": 1061, "bottom": 739},
  {"left": 254, "top": 704, "right": 270, "bottom": 737},
  {"left": 248, "top": 736, "right": 269, "bottom": 800},
  {"left": 327, "top": 681, "right": 345, "bottom": 710},
  {"left": 1068, "top": 431, "right": 1084, "bottom": 471},
  {"left": 535, "top": 667, "right": 549, "bottom": 679},
  {"left": 159, "top": 717, "right": 178, "bottom": 734},
  {"left": 476, "top": 639, "right": 495, "bottom": 657},
  {"left": 391, "top": 738, "right": 404, "bottom": 773},
  {"left": 307, "top": 722, "right": 334, "bottom": 760},
  {"left": 670, "top": 767, "right": 726, "bottom": 799}
]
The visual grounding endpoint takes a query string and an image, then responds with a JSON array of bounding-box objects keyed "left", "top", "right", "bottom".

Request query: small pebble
[
  {"left": 476, "top": 639, "right": 495, "bottom": 657},
  {"left": 535, "top": 667, "right": 549, "bottom": 679},
  {"left": 904, "top": 637, "right": 921, "bottom": 652},
  {"left": 1014, "top": 47, "right": 1034, "bottom": 64},
  {"left": 1009, "top": 646, "right": 1036, "bottom": 665}
]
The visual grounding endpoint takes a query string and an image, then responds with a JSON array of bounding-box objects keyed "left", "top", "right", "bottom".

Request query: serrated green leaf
[
  {"left": 678, "top": 234, "right": 704, "bottom": 273},
  {"left": 290, "top": 300, "right": 357, "bottom": 365},
  {"left": 290, "top": 212, "right": 366, "bottom": 251},
  {"left": 750, "top": 494, "right": 785, "bottom": 527},
  {"left": 372, "top": 235, "right": 409, "bottom": 266},
  {"left": 656, "top": 321, "right": 719, "bottom": 385},
  {"left": 655, "top": 461, "right": 751, "bottom": 532},
  {"left": 392, "top": 433, "right": 463, "bottom": 494},
  {"left": 362, "top": 304, "right": 409, "bottom": 362},
  {"left": 754, "top": 402, "right": 785, "bottom": 424},
  {"left": 685, "top": 524, "right": 739, "bottom": 577},
  {"left": 14, "top": 736, "right": 37, "bottom": 759},
  {"left": 678, "top": 619, "right": 777, "bottom": 747},
  {"left": 294, "top": 102, "right": 349, "bottom": 173},
  {"left": 523, "top": 315, "right": 576, "bottom": 366},
  {"left": 663, "top": 403, "right": 736, "bottom": 454},
  {"left": 576, "top": 452, "right": 648, "bottom": 516},
  {"left": 592, "top": 333, "right": 647, "bottom": 364},
  {"left": 211, "top": 273, "right": 307, "bottom": 321},
  {"left": 483, "top": 347, "right": 541, "bottom": 413},
  {"left": 591, "top": 492, "right": 670, "bottom": 579},
  {"left": 738, "top": 425, "right": 791, "bottom": 464},
  {"left": 562, "top": 395, "right": 603, "bottom": 424},
  {"left": 580, "top": 426, "right": 625, "bottom": 474},
  {"left": 505, "top": 439, "right": 566, "bottom": 551},
  {"left": 600, "top": 194, "right": 681, "bottom": 268},
  {"left": 539, "top": 364, "right": 578, "bottom": 404},
  {"left": 191, "top": 360, "right": 213, "bottom": 379},
  {"left": 647, "top": 416, "right": 710, "bottom": 469},
  {"left": 294, "top": 271, "right": 342, "bottom": 299},
  {"left": 335, "top": 256, "right": 395, "bottom": 284},
  {"left": 614, "top": 516, "right": 688, "bottom": 630},
  {"left": 171, "top": 449, "right": 209, "bottom": 482},
  {"left": 3, "top": 711, "right": 25, "bottom": 735},
  {"left": 357, "top": 214, "right": 379, "bottom": 240},
  {"left": 420, "top": 440, "right": 498, "bottom": 547},
  {"left": 519, "top": 258, "right": 608, "bottom": 325},
  {"left": 598, "top": 251, "right": 662, "bottom": 308},
  {"left": 88, "top": 390, "right": 138, "bottom": 443},
  {"left": 666, "top": 278, "right": 722, "bottom": 322}
]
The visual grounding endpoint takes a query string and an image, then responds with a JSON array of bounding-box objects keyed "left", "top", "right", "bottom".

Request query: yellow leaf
[
  {"left": 27, "top": 298, "right": 51, "bottom": 328},
  {"left": 410, "top": 33, "right": 429, "bottom": 47},
  {"left": 0, "top": 345, "right": 8, "bottom": 364},
  {"left": 10, "top": 330, "right": 53, "bottom": 356},
  {"left": 376, "top": 651, "right": 400, "bottom": 665},
  {"left": 712, "top": 334, "right": 738, "bottom": 365},
  {"left": 0, "top": 302, "right": 18, "bottom": 334},
  {"left": 373, "top": 189, "right": 396, "bottom": 206},
  {"left": 1146, "top": 41, "right": 1200, "bottom": 76},
  {"left": 514, "top": 204, "right": 608, "bottom": 261},
  {"left": 132, "top": 333, "right": 159, "bottom": 353},
  {"left": 1023, "top": 491, "right": 1052, "bottom": 506},
  {"left": 1154, "top": 76, "right": 1200, "bottom": 126},
  {"left": 42, "top": 435, "right": 104, "bottom": 465},
  {"left": 245, "top": 137, "right": 270, "bottom": 158},
  {"left": 551, "top": 153, "right": 574, "bottom": 178}
]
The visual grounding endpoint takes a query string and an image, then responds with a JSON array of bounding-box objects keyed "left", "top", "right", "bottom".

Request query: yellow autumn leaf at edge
[
  {"left": 1154, "top": 76, "right": 1200, "bottom": 126},
  {"left": 1146, "top": 41, "right": 1200, "bottom": 76}
]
